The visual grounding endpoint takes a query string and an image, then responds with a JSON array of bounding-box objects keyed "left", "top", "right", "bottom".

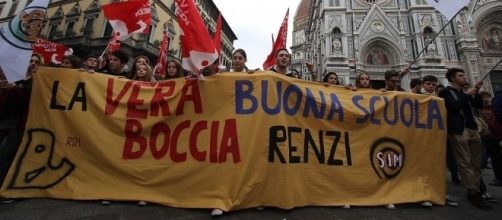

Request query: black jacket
[
  {"left": 438, "top": 86, "right": 483, "bottom": 135},
  {"left": 493, "top": 90, "right": 502, "bottom": 124}
]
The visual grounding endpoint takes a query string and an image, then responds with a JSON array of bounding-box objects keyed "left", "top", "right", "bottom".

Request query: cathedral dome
[
  {"left": 294, "top": 0, "right": 312, "bottom": 31},
  {"left": 294, "top": 0, "right": 311, "bottom": 21}
]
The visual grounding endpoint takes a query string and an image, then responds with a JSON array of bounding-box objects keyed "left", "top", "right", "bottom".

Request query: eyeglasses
[{"left": 389, "top": 80, "right": 401, "bottom": 83}]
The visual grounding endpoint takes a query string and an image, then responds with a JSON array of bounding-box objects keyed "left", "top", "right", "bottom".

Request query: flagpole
[
  {"left": 152, "top": 63, "right": 159, "bottom": 76},
  {"left": 410, "top": 8, "right": 465, "bottom": 66},
  {"left": 480, "top": 59, "right": 502, "bottom": 81},
  {"left": 99, "top": 44, "right": 110, "bottom": 59}
]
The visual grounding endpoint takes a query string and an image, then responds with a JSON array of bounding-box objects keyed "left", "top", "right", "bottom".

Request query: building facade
[
  {"left": 2, "top": 0, "right": 236, "bottom": 70},
  {"left": 292, "top": 0, "right": 312, "bottom": 80},
  {"left": 0, "top": 0, "right": 33, "bottom": 22},
  {"left": 194, "top": 0, "right": 237, "bottom": 70},
  {"left": 292, "top": 0, "right": 502, "bottom": 91}
]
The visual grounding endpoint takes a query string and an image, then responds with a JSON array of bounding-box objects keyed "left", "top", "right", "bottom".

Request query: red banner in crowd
[
  {"left": 32, "top": 38, "right": 72, "bottom": 65},
  {"left": 156, "top": 31, "right": 170, "bottom": 76},
  {"left": 263, "top": 9, "right": 289, "bottom": 70},
  {"left": 107, "top": 34, "right": 121, "bottom": 54},
  {"left": 175, "top": 0, "right": 218, "bottom": 74},
  {"left": 213, "top": 13, "right": 222, "bottom": 56},
  {"left": 102, "top": 0, "right": 151, "bottom": 41}
]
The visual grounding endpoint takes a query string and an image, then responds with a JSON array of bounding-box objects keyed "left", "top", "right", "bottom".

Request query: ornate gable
[
  {"left": 84, "top": 0, "right": 100, "bottom": 14},
  {"left": 355, "top": 4, "right": 401, "bottom": 47}
]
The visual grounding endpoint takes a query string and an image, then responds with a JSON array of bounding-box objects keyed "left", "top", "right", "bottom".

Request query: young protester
[
  {"left": 128, "top": 55, "right": 151, "bottom": 79},
  {"left": 165, "top": 60, "right": 184, "bottom": 79},
  {"left": 409, "top": 78, "right": 422, "bottom": 94},
  {"left": 131, "top": 64, "right": 153, "bottom": 82},
  {"left": 82, "top": 55, "right": 99, "bottom": 72},
  {"left": 60, "top": 55, "right": 82, "bottom": 69},
  {"left": 323, "top": 72, "right": 340, "bottom": 85},
  {"left": 0, "top": 54, "right": 44, "bottom": 203},
  {"left": 438, "top": 68, "right": 491, "bottom": 210},
  {"left": 231, "top": 49, "right": 248, "bottom": 73},
  {"left": 99, "top": 49, "right": 130, "bottom": 77}
]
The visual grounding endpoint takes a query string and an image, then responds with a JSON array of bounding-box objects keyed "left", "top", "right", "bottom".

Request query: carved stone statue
[{"left": 332, "top": 38, "right": 342, "bottom": 54}]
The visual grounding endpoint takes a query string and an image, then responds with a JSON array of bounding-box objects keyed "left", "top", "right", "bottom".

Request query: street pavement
[{"left": 1, "top": 171, "right": 501, "bottom": 220}]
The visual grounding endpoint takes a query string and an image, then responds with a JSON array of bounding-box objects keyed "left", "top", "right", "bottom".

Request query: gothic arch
[
  {"left": 473, "top": 4, "right": 502, "bottom": 53},
  {"left": 360, "top": 38, "right": 401, "bottom": 66},
  {"left": 471, "top": 0, "right": 502, "bottom": 30}
]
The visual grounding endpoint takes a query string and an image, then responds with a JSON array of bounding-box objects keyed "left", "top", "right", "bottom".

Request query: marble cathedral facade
[{"left": 292, "top": 0, "right": 502, "bottom": 91}]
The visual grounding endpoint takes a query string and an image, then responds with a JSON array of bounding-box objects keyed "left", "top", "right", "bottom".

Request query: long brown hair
[
  {"left": 165, "top": 60, "right": 183, "bottom": 79},
  {"left": 132, "top": 64, "right": 153, "bottom": 82},
  {"left": 128, "top": 55, "right": 151, "bottom": 79},
  {"left": 355, "top": 72, "right": 371, "bottom": 88}
]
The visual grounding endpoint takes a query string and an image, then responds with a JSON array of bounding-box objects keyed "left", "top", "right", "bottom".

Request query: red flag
[
  {"left": 107, "top": 33, "right": 121, "bottom": 53},
  {"left": 102, "top": 0, "right": 151, "bottom": 41},
  {"left": 213, "top": 13, "right": 222, "bottom": 56},
  {"left": 32, "top": 38, "right": 73, "bottom": 65},
  {"left": 156, "top": 31, "right": 170, "bottom": 77},
  {"left": 175, "top": 0, "right": 218, "bottom": 74},
  {"left": 263, "top": 9, "right": 289, "bottom": 70}
]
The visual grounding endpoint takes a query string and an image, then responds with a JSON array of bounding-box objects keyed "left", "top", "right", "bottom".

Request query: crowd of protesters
[{"left": 1, "top": 47, "right": 502, "bottom": 216}]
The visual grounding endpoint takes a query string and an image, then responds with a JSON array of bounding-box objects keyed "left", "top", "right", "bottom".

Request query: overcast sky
[{"left": 213, "top": 0, "right": 303, "bottom": 69}]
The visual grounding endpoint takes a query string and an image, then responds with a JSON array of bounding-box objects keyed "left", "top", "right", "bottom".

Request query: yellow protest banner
[{"left": 1, "top": 67, "right": 446, "bottom": 210}]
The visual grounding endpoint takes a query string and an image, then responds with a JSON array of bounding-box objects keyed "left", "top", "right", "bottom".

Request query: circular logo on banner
[
  {"left": 0, "top": 6, "right": 46, "bottom": 50},
  {"left": 370, "top": 138, "right": 405, "bottom": 179}
]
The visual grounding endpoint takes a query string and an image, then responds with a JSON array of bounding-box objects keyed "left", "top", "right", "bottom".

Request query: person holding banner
[
  {"left": 383, "top": 70, "right": 406, "bottom": 92},
  {"left": 418, "top": 75, "right": 459, "bottom": 207},
  {"left": 494, "top": 90, "right": 502, "bottom": 124},
  {"left": 231, "top": 49, "right": 249, "bottom": 73},
  {"left": 128, "top": 55, "right": 151, "bottom": 79},
  {"left": 268, "top": 48, "right": 291, "bottom": 75},
  {"left": 99, "top": 50, "right": 129, "bottom": 77},
  {"left": 344, "top": 72, "right": 371, "bottom": 91},
  {"left": 479, "top": 91, "right": 502, "bottom": 187},
  {"left": 82, "top": 55, "right": 99, "bottom": 72},
  {"left": 323, "top": 72, "right": 341, "bottom": 85},
  {"left": 355, "top": 72, "right": 371, "bottom": 89},
  {"left": 131, "top": 64, "right": 153, "bottom": 82},
  {"left": 438, "top": 68, "right": 492, "bottom": 210},
  {"left": 201, "top": 60, "right": 220, "bottom": 77},
  {"left": 410, "top": 78, "right": 422, "bottom": 94},
  {"left": 0, "top": 54, "right": 44, "bottom": 203},
  {"left": 165, "top": 60, "right": 184, "bottom": 79},
  {"left": 420, "top": 75, "right": 438, "bottom": 96},
  {"left": 60, "top": 55, "right": 82, "bottom": 69}
]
